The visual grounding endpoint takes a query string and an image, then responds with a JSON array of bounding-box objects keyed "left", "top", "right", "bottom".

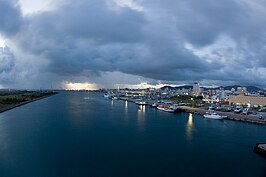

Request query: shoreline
[
  {"left": 118, "top": 97, "right": 266, "bottom": 125},
  {"left": 0, "top": 93, "right": 58, "bottom": 114}
]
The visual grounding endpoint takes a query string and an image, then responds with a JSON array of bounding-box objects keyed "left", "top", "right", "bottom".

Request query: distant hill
[{"left": 160, "top": 85, "right": 192, "bottom": 91}]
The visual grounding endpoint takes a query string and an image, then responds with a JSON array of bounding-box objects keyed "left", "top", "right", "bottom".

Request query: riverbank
[
  {"left": 118, "top": 97, "right": 266, "bottom": 125},
  {"left": 0, "top": 91, "right": 58, "bottom": 113}
]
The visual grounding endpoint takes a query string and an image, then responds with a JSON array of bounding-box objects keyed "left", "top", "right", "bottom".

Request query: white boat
[
  {"left": 150, "top": 101, "right": 164, "bottom": 107},
  {"left": 112, "top": 96, "right": 118, "bottom": 100},
  {"left": 135, "top": 99, "right": 148, "bottom": 105},
  {"left": 157, "top": 105, "right": 175, "bottom": 113},
  {"left": 150, "top": 103, "right": 157, "bottom": 107},
  {"left": 104, "top": 93, "right": 111, "bottom": 98},
  {"left": 203, "top": 112, "right": 223, "bottom": 120},
  {"left": 157, "top": 103, "right": 183, "bottom": 113}
]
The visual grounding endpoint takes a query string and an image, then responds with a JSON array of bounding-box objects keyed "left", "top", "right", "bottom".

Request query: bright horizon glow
[
  {"left": 62, "top": 81, "right": 99, "bottom": 90},
  {"left": 115, "top": 82, "right": 185, "bottom": 89}
]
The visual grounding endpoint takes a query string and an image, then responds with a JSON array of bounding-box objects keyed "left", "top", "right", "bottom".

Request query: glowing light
[{"left": 62, "top": 81, "right": 99, "bottom": 90}]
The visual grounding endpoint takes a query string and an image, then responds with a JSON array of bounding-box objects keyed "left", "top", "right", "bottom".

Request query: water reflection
[
  {"left": 186, "top": 113, "right": 193, "bottom": 141},
  {"left": 67, "top": 95, "right": 87, "bottom": 128},
  {"left": 67, "top": 96, "right": 83, "bottom": 118},
  {"left": 111, "top": 100, "right": 114, "bottom": 107},
  {"left": 137, "top": 105, "right": 146, "bottom": 132},
  {"left": 124, "top": 100, "right": 129, "bottom": 121},
  {"left": 138, "top": 105, "right": 145, "bottom": 113},
  {"left": 125, "top": 101, "right": 128, "bottom": 111}
]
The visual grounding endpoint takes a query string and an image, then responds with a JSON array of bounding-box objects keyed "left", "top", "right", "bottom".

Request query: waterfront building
[{"left": 229, "top": 95, "right": 266, "bottom": 107}]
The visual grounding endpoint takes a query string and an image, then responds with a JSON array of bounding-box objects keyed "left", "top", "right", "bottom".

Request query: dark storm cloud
[
  {"left": 14, "top": 0, "right": 211, "bottom": 81},
  {"left": 174, "top": 0, "right": 247, "bottom": 46},
  {"left": 0, "top": 47, "right": 15, "bottom": 74},
  {"left": 1, "top": 0, "right": 266, "bottom": 88},
  {"left": 0, "top": 0, "right": 22, "bottom": 36}
]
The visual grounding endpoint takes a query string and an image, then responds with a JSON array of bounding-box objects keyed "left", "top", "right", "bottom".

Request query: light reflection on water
[
  {"left": 186, "top": 113, "right": 193, "bottom": 141},
  {"left": 124, "top": 100, "right": 129, "bottom": 121},
  {"left": 137, "top": 105, "right": 146, "bottom": 132},
  {"left": 111, "top": 100, "right": 114, "bottom": 107},
  {"left": 138, "top": 105, "right": 145, "bottom": 113},
  {"left": 125, "top": 101, "right": 128, "bottom": 112}
]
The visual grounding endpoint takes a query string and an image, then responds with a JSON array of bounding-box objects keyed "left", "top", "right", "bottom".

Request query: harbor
[
  {"left": 117, "top": 97, "right": 266, "bottom": 124},
  {"left": 101, "top": 84, "right": 266, "bottom": 125}
]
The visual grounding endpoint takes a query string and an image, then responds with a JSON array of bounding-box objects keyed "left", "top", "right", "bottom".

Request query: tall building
[
  {"left": 193, "top": 82, "right": 201, "bottom": 95},
  {"left": 237, "top": 87, "right": 247, "bottom": 95}
]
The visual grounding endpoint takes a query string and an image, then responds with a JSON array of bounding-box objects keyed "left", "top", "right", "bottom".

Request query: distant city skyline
[{"left": 1, "top": 0, "right": 266, "bottom": 90}]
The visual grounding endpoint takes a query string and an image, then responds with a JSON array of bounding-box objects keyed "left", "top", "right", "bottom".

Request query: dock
[{"left": 180, "top": 106, "right": 266, "bottom": 125}]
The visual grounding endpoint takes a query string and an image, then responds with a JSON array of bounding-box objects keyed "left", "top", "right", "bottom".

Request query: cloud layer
[{"left": 0, "top": 0, "right": 266, "bottom": 89}]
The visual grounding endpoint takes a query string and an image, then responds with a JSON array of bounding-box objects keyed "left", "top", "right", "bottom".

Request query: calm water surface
[{"left": 0, "top": 92, "right": 265, "bottom": 177}]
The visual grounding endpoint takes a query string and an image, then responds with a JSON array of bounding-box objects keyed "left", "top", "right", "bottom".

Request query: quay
[
  {"left": 180, "top": 106, "right": 266, "bottom": 125},
  {"left": 254, "top": 143, "right": 266, "bottom": 158},
  {"left": 118, "top": 97, "right": 266, "bottom": 125}
]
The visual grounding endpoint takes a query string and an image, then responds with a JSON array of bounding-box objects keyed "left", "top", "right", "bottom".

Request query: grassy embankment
[{"left": 0, "top": 91, "right": 57, "bottom": 112}]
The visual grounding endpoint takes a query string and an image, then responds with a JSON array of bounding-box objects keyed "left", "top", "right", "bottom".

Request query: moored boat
[
  {"left": 135, "top": 99, "right": 148, "bottom": 105},
  {"left": 157, "top": 104, "right": 182, "bottom": 113},
  {"left": 150, "top": 102, "right": 158, "bottom": 107},
  {"left": 203, "top": 112, "right": 223, "bottom": 119},
  {"left": 157, "top": 105, "right": 175, "bottom": 113},
  {"left": 112, "top": 96, "right": 118, "bottom": 100}
]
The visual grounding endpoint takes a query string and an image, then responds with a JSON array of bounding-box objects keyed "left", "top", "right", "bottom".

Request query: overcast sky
[{"left": 0, "top": 0, "right": 266, "bottom": 90}]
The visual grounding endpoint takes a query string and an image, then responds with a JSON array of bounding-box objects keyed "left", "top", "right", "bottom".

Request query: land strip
[{"left": 0, "top": 91, "right": 57, "bottom": 113}]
